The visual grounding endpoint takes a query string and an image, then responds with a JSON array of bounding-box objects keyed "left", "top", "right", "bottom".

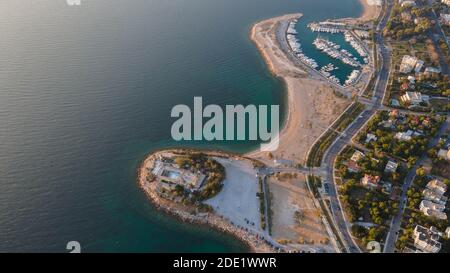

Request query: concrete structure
[
  {"left": 424, "top": 67, "right": 441, "bottom": 75},
  {"left": 350, "top": 150, "right": 365, "bottom": 162},
  {"left": 400, "top": 91, "right": 429, "bottom": 105},
  {"left": 399, "top": 0, "right": 417, "bottom": 8},
  {"left": 423, "top": 188, "right": 448, "bottom": 206},
  {"left": 152, "top": 159, "right": 206, "bottom": 192},
  {"left": 414, "top": 60, "right": 424, "bottom": 73},
  {"left": 384, "top": 160, "right": 398, "bottom": 173},
  {"left": 441, "top": 14, "right": 450, "bottom": 26},
  {"left": 361, "top": 174, "right": 380, "bottom": 189},
  {"left": 399, "top": 55, "right": 419, "bottom": 74},
  {"left": 413, "top": 225, "right": 442, "bottom": 253},
  {"left": 420, "top": 200, "right": 447, "bottom": 220},
  {"left": 437, "top": 149, "right": 450, "bottom": 161},
  {"left": 426, "top": 179, "right": 448, "bottom": 196},
  {"left": 365, "top": 133, "right": 377, "bottom": 143},
  {"left": 395, "top": 130, "right": 413, "bottom": 141}
]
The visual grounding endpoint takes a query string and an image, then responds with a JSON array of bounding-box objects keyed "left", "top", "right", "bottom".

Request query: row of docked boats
[
  {"left": 313, "top": 38, "right": 362, "bottom": 68},
  {"left": 344, "top": 69, "right": 361, "bottom": 86},
  {"left": 307, "top": 22, "right": 344, "bottom": 34},
  {"left": 286, "top": 20, "right": 319, "bottom": 69},
  {"left": 344, "top": 31, "right": 369, "bottom": 64}
]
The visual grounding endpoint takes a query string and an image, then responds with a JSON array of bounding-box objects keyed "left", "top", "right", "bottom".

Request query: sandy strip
[
  {"left": 246, "top": 14, "right": 349, "bottom": 165},
  {"left": 359, "top": 0, "right": 381, "bottom": 22},
  {"left": 138, "top": 150, "right": 276, "bottom": 253}
]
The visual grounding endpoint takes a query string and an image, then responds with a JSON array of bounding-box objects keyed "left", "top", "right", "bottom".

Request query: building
[
  {"left": 420, "top": 200, "right": 446, "bottom": 220},
  {"left": 441, "top": 14, "right": 450, "bottom": 26},
  {"left": 400, "top": 0, "right": 417, "bottom": 8},
  {"left": 382, "top": 182, "right": 393, "bottom": 195},
  {"left": 442, "top": 0, "right": 450, "bottom": 7},
  {"left": 422, "top": 207, "right": 447, "bottom": 220},
  {"left": 351, "top": 150, "right": 365, "bottom": 162},
  {"left": 414, "top": 60, "right": 424, "bottom": 73},
  {"left": 423, "top": 188, "right": 448, "bottom": 206},
  {"left": 413, "top": 225, "right": 442, "bottom": 253},
  {"left": 399, "top": 55, "right": 419, "bottom": 74},
  {"left": 395, "top": 130, "right": 413, "bottom": 141},
  {"left": 384, "top": 160, "right": 398, "bottom": 173},
  {"left": 346, "top": 160, "right": 361, "bottom": 173},
  {"left": 152, "top": 160, "right": 206, "bottom": 192},
  {"left": 401, "top": 11, "right": 413, "bottom": 22},
  {"left": 400, "top": 91, "right": 429, "bottom": 105},
  {"left": 437, "top": 149, "right": 450, "bottom": 161},
  {"left": 361, "top": 174, "right": 380, "bottom": 189},
  {"left": 424, "top": 67, "right": 441, "bottom": 76},
  {"left": 426, "top": 179, "right": 448, "bottom": 196},
  {"left": 365, "top": 133, "right": 377, "bottom": 143}
]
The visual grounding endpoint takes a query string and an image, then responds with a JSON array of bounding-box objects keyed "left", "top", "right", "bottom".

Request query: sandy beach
[
  {"left": 138, "top": 150, "right": 277, "bottom": 253},
  {"left": 137, "top": 1, "right": 378, "bottom": 253},
  {"left": 359, "top": 0, "right": 381, "bottom": 22},
  {"left": 247, "top": 14, "right": 349, "bottom": 165}
]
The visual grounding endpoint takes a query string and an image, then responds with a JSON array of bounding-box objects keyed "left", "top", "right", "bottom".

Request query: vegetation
[
  {"left": 173, "top": 152, "right": 225, "bottom": 201},
  {"left": 396, "top": 175, "right": 450, "bottom": 251},
  {"left": 385, "top": 3, "right": 434, "bottom": 40},
  {"left": 356, "top": 111, "right": 444, "bottom": 165},
  {"left": 307, "top": 102, "right": 365, "bottom": 167},
  {"left": 257, "top": 177, "right": 266, "bottom": 230}
]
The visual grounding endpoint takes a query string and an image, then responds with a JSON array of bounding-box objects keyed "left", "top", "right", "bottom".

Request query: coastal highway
[
  {"left": 318, "top": 0, "right": 394, "bottom": 253},
  {"left": 383, "top": 116, "right": 450, "bottom": 253}
]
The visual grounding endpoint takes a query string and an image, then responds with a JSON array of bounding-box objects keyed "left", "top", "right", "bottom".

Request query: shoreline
[
  {"left": 246, "top": 14, "right": 350, "bottom": 165},
  {"left": 359, "top": 0, "right": 381, "bottom": 22},
  {"left": 137, "top": 0, "right": 379, "bottom": 253},
  {"left": 137, "top": 149, "right": 276, "bottom": 253}
]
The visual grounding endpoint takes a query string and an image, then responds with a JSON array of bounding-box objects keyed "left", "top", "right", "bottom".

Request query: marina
[
  {"left": 287, "top": 16, "right": 372, "bottom": 87},
  {"left": 313, "top": 37, "right": 362, "bottom": 68}
]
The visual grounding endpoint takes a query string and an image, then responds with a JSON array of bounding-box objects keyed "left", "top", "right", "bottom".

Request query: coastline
[
  {"left": 359, "top": 0, "right": 381, "bottom": 22},
  {"left": 137, "top": 0, "right": 379, "bottom": 253},
  {"left": 137, "top": 149, "right": 275, "bottom": 253},
  {"left": 246, "top": 14, "right": 350, "bottom": 165}
]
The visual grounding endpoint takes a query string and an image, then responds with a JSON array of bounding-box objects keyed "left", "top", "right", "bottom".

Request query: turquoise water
[{"left": 0, "top": 0, "right": 362, "bottom": 252}]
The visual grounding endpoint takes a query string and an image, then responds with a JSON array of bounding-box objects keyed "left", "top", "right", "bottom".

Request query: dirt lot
[{"left": 268, "top": 173, "right": 332, "bottom": 250}]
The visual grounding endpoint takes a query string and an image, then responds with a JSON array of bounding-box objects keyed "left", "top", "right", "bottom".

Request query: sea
[{"left": 0, "top": 0, "right": 362, "bottom": 252}]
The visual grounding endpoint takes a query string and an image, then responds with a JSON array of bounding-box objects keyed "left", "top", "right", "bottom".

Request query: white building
[
  {"left": 437, "top": 149, "right": 450, "bottom": 161},
  {"left": 400, "top": 92, "right": 429, "bottom": 105},
  {"left": 413, "top": 225, "right": 442, "bottom": 253},
  {"left": 395, "top": 130, "right": 413, "bottom": 141},
  {"left": 400, "top": 0, "right": 417, "bottom": 8},
  {"left": 420, "top": 200, "right": 446, "bottom": 220},
  {"left": 414, "top": 60, "right": 424, "bottom": 73},
  {"left": 361, "top": 174, "right": 380, "bottom": 189},
  {"left": 365, "top": 133, "right": 377, "bottom": 143},
  {"left": 351, "top": 150, "right": 365, "bottom": 162},
  {"left": 441, "top": 14, "right": 450, "bottom": 26},
  {"left": 423, "top": 188, "right": 448, "bottom": 206},
  {"left": 384, "top": 160, "right": 398, "bottom": 173},
  {"left": 426, "top": 179, "right": 448, "bottom": 196},
  {"left": 399, "top": 55, "right": 419, "bottom": 74},
  {"left": 424, "top": 67, "right": 441, "bottom": 75}
]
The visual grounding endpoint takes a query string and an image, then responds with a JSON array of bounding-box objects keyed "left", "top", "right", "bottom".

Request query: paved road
[
  {"left": 383, "top": 116, "right": 449, "bottom": 253},
  {"left": 318, "top": 0, "right": 394, "bottom": 253}
]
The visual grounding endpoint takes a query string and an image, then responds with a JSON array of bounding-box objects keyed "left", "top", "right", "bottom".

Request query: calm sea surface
[{"left": 0, "top": 0, "right": 361, "bottom": 252}]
